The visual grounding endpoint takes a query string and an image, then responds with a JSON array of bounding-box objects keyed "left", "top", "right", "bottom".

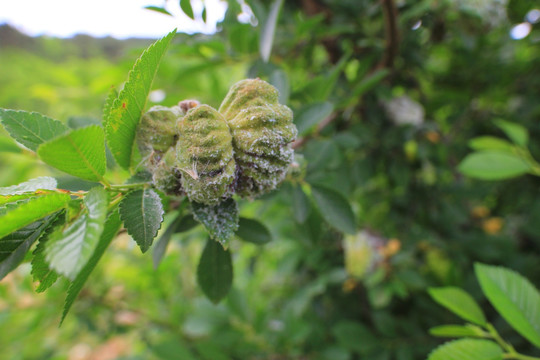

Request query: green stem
[
  {"left": 486, "top": 324, "right": 540, "bottom": 360},
  {"left": 108, "top": 182, "right": 149, "bottom": 192}
]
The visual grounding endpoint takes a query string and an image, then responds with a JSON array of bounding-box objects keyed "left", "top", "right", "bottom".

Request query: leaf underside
[{"left": 192, "top": 199, "right": 239, "bottom": 248}]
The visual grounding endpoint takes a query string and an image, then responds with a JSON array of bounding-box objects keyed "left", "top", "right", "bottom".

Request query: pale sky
[{"left": 0, "top": 0, "right": 228, "bottom": 38}]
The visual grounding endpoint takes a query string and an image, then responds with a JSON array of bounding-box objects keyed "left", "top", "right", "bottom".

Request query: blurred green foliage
[{"left": 1, "top": 0, "right": 540, "bottom": 359}]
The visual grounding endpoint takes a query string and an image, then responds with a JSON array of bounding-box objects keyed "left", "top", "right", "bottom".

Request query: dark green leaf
[
  {"left": 61, "top": 210, "right": 122, "bottom": 324},
  {"left": 0, "top": 212, "right": 61, "bottom": 280},
  {"left": 295, "top": 102, "right": 334, "bottom": 136},
  {"left": 494, "top": 119, "right": 528, "bottom": 147},
  {"left": 311, "top": 185, "right": 356, "bottom": 234},
  {"left": 427, "top": 339, "right": 502, "bottom": 360},
  {"left": 152, "top": 213, "right": 183, "bottom": 270},
  {"left": 236, "top": 218, "right": 272, "bottom": 244},
  {"left": 292, "top": 183, "right": 310, "bottom": 223},
  {"left": 180, "top": 0, "right": 194, "bottom": 19},
  {"left": 45, "top": 187, "right": 109, "bottom": 280},
  {"left": 192, "top": 199, "right": 239, "bottom": 248},
  {"left": 201, "top": 6, "right": 207, "bottom": 23},
  {"left": 197, "top": 237, "right": 233, "bottom": 304},
  {"left": 120, "top": 188, "right": 164, "bottom": 253},
  {"left": 0, "top": 109, "right": 68, "bottom": 151},
  {"left": 0, "top": 193, "right": 70, "bottom": 238},
  {"left": 37, "top": 126, "right": 107, "bottom": 182},
  {"left": 428, "top": 287, "right": 487, "bottom": 326},
  {"left": 0, "top": 176, "right": 57, "bottom": 196},
  {"left": 105, "top": 29, "right": 176, "bottom": 169},
  {"left": 475, "top": 263, "right": 540, "bottom": 347},
  {"left": 429, "top": 324, "right": 485, "bottom": 338},
  {"left": 458, "top": 151, "right": 531, "bottom": 180}
]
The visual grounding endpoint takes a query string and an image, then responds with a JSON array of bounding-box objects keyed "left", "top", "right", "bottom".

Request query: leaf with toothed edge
[
  {"left": 0, "top": 109, "right": 68, "bottom": 151},
  {"left": 45, "top": 187, "right": 109, "bottom": 280},
  {"left": 105, "top": 29, "right": 176, "bottom": 170},
  {"left": 61, "top": 210, "right": 122, "bottom": 324},
  {"left": 120, "top": 188, "right": 164, "bottom": 253},
  {"left": 0, "top": 176, "right": 57, "bottom": 196}
]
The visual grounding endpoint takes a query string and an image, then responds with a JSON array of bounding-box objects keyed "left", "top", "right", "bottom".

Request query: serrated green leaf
[
  {"left": 0, "top": 193, "right": 70, "bottom": 238},
  {"left": 427, "top": 339, "right": 502, "bottom": 360},
  {"left": 37, "top": 125, "right": 106, "bottom": 182},
  {"left": 105, "top": 29, "right": 176, "bottom": 169},
  {"left": 120, "top": 188, "right": 164, "bottom": 253},
  {"left": 468, "top": 136, "right": 514, "bottom": 152},
  {"left": 458, "top": 151, "right": 531, "bottom": 180},
  {"left": 236, "top": 218, "right": 272, "bottom": 245},
  {"left": 31, "top": 211, "right": 65, "bottom": 292},
  {"left": 197, "top": 237, "right": 233, "bottom": 304},
  {"left": 475, "top": 263, "right": 540, "bottom": 347},
  {"left": 0, "top": 109, "right": 68, "bottom": 151},
  {"left": 429, "top": 324, "right": 485, "bottom": 338},
  {"left": 428, "top": 287, "right": 487, "bottom": 326},
  {"left": 180, "top": 0, "right": 194, "bottom": 19},
  {"left": 192, "top": 199, "right": 239, "bottom": 248},
  {"left": 311, "top": 184, "right": 356, "bottom": 234},
  {"left": 152, "top": 213, "right": 183, "bottom": 270},
  {"left": 291, "top": 183, "right": 310, "bottom": 223},
  {"left": 0, "top": 192, "right": 55, "bottom": 207},
  {"left": 102, "top": 86, "right": 118, "bottom": 125},
  {"left": 61, "top": 210, "right": 122, "bottom": 324},
  {"left": 45, "top": 187, "right": 108, "bottom": 280},
  {"left": 494, "top": 119, "right": 528, "bottom": 147},
  {"left": 0, "top": 176, "right": 57, "bottom": 196},
  {"left": 0, "top": 212, "right": 61, "bottom": 280}
]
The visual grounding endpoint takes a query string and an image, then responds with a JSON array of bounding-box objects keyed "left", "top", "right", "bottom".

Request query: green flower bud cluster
[{"left": 135, "top": 79, "right": 297, "bottom": 204}]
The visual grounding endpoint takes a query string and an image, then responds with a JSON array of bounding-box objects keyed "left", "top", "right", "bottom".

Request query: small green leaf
[
  {"left": 0, "top": 212, "right": 61, "bottom": 280},
  {"left": 105, "top": 29, "right": 175, "bottom": 170},
  {"left": 259, "top": 0, "right": 284, "bottom": 62},
  {"left": 0, "top": 193, "right": 70, "bottom": 238},
  {"left": 428, "top": 287, "right": 487, "bottom": 326},
  {"left": 468, "top": 136, "right": 514, "bottom": 152},
  {"left": 45, "top": 187, "right": 109, "bottom": 280},
  {"left": 236, "top": 218, "right": 272, "bottom": 244},
  {"left": 291, "top": 183, "right": 310, "bottom": 223},
  {"left": 0, "top": 109, "right": 68, "bottom": 151},
  {"left": 192, "top": 199, "right": 239, "bottom": 248},
  {"left": 311, "top": 185, "right": 356, "bottom": 234},
  {"left": 144, "top": 5, "right": 172, "bottom": 16},
  {"left": 120, "top": 188, "right": 164, "bottom": 253},
  {"left": 458, "top": 151, "right": 530, "bottom": 180},
  {"left": 31, "top": 211, "right": 65, "bottom": 292},
  {"left": 0, "top": 176, "right": 57, "bottom": 196},
  {"left": 475, "top": 263, "right": 540, "bottom": 348},
  {"left": 180, "top": 0, "right": 194, "bottom": 19},
  {"left": 201, "top": 6, "right": 207, "bottom": 23},
  {"left": 197, "top": 237, "right": 233, "bottom": 304},
  {"left": 295, "top": 102, "right": 334, "bottom": 136},
  {"left": 494, "top": 119, "right": 528, "bottom": 147},
  {"left": 427, "top": 339, "right": 502, "bottom": 360},
  {"left": 429, "top": 324, "right": 485, "bottom": 338},
  {"left": 38, "top": 126, "right": 107, "bottom": 182},
  {"left": 61, "top": 210, "right": 122, "bottom": 324}
]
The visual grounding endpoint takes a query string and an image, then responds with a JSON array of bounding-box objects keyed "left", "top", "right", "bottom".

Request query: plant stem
[
  {"left": 108, "top": 182, "right": 148, "bottom": 192},
  {"left": 486, "top": 324, "right": 540, "bottom": 360}
]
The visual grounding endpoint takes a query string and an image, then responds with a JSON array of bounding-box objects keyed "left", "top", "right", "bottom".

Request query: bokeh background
[{"left": 1, "top": 0, "right": 540, "bottom": 359}]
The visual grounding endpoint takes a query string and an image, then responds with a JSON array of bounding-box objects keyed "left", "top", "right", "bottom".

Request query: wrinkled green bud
[
  {"left": 136, "top": 105, "right": 183, "bottom": 158},
  {"left": 219, "top": 79, "right": 297, "bottom": 197},
  {"left": 176, "top": 104, "right": 235, "bottom": 205},
  {"left": 152, "top": 147, "right": 183, "bottom": 196}
]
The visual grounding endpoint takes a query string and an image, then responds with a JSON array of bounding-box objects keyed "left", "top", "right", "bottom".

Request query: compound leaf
[
  {"left": 0, "top": 109, "right": 68, "bottom": 151},
  {"left": 120, "top": 188, "right": 164, "bottom": 253},
  {"left": 105, "top": 29, "right": 175, "bottom": 169}
]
